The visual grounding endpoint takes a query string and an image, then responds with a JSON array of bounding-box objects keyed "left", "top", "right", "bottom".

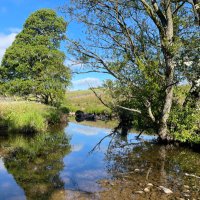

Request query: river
[{"left": 0, "top": 121, "right": 200, "bottom": 199}]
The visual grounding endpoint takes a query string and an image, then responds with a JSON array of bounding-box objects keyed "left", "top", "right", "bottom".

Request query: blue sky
[{"left": 0, "top": 0, "right": 112, "bottom": 90}]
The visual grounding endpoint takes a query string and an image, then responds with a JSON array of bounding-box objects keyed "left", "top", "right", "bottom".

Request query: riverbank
[{"left": 0, "top": 101, "right": 67, "bottom": 133}]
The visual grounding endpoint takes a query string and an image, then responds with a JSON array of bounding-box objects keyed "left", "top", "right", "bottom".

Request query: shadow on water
[{"left": 0, "top": 122, "right": 200, "bottom": 199}]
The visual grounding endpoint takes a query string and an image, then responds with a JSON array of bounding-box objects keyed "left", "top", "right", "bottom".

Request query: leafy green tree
[
  {"left": 0, "top": 9, "right": 70, "bottom": 106},
  {"left": 63, "top": 0, "right": 199, "bottom": 142}
]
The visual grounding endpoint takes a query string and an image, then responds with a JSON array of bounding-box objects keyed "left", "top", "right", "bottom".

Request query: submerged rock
[
  {"left": 183, "top": 185, "right": 190, "bottom": 189},
  {"left": 134, "top": 191, "right": 144, "bottom": 194},
  {"left": 159, "top": 186, "right": 173, "bottom": 194},
  {"left": 144, "top": 187, "right": 150, "bottom": 193},
  {"left": 147, "top": 183, "right": 153, "bottom": 187}
]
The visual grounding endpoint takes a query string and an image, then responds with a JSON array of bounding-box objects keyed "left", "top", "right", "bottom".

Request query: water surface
[{"left": 0, "top": 122, "right": 200, "bottom": 199}]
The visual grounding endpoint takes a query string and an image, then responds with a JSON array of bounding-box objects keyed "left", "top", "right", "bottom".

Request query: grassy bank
[
  {"left": 66, "top": 89, "right": 111, "bottom": 114},
  {"left": 0, "top": 101, "right": 64, "bottom": 133}
]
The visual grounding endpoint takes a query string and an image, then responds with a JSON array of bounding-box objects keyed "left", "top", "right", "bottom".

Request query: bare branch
[
  {"left": 144, "top": 100, "right": 156, "bottom": 122},
  {"left": 140, "top": 0, "right": 164, "bottom": 34},
  {"left": 151, "top": 0, "right": 167, "bottom": 26},
  {"left": 90, "top": 87, "right": 112, "bottom": 109},
  {"left": 116, "top": 105, "right": 142, "bottom": 114},
  {"left": 173, "top": 1, "right": 186, "bottom": 15},
  {"left": 72, "top": 70, "right": 109, "bottom": 74}
]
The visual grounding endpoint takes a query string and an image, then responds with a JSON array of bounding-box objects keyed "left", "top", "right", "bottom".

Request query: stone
[
  {"left": 134, "top": 169, "right": 140, "bottom": 172},
  {"left": 183, "top": 185, "right": 190, "bottom": 189},
  {"left": 147, "top": 183, "right": 153, "bottom": 187},
  {"left": 159, "top": 186, "right": 173, "bottom": 194},
  {"left": 183, "top": 193, "right": 190, "bottom": 197},
  {"left": 144, "top": 187, "right": 150, "bottom": 193},
  {"left": 135, "top": 191, "right": 144, "bottom": 194}
]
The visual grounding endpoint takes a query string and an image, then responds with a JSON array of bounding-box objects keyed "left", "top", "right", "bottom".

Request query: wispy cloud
[
  {"left": 72, "top": 77, "right": 102, "bottom": 90},
  {"left": 7, "top": 28, "right": 21, "bottom": 33},
  {"left": 0, "top": 31, "right": 18, "bottom": 63}
]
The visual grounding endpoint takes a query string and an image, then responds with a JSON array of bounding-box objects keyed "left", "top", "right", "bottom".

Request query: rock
[
  {"left": 183, "top": 185, "right": 190, "bottom": 189},
  {"left": 135, "top": 191, "right": 144, "bottom": 194},
  {"left": 147, "top": 183, "right": 153, "bottom": 187},
  {"left": 144, "top": 187, "right": 150, "bottom": 193},
  {"left": 184, "top": 189, "right": 190, "bottom": 193},
  {"left": 159, "top": 186, "right": 173, "bottom": 194},
  {"left": 134, "top": 169, "right": 140, "bottom": 172},
  {"left": 183, "top": 193, "right": 190, "bottom": 197}
]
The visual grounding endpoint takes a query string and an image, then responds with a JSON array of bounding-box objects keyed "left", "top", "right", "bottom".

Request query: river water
[{"left": 0, "top": 122, "right": 200, "bottom": 200}]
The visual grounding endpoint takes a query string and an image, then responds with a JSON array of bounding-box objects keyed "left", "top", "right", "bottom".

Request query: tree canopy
[
  {"left": 63, "top": 0, "right": 199, "bottom": 143},
  {"left": 0, "top": 9, "right": 70, "bottom": 106}
]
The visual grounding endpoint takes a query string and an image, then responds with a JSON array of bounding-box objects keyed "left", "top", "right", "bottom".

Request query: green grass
[
  {"left": 65, "top": 89, "right": 111, "bottom": 114},
  {"left": 0, "top": 101, "right": 64, "bottom": 133}
]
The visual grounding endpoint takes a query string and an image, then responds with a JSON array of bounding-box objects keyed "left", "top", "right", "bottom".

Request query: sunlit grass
[
  {"left": 0, "top": 101, "right": 63, "bottom": 133},
  {"left": 66, "top": 89, "right": 111, "bottom": 114}
]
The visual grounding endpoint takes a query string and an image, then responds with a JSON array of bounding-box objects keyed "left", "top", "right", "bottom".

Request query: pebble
[
  {"left": 134, "top": 169, "right": 140, "bottom": 172},
  {"left": 183, "top": 185, "right": 190, "bottom": 189},
  {"left": 144, "top": 187, "right": 150, "bottom": 193},
  {"left": 147, "top": 183, "right": 153, "bottom": 187},
  {"left": 159, "top": 186, "right": 173, "bottom": 194},
  {"left": 135, "top": 191, "right": 144, "bottom": 194}
]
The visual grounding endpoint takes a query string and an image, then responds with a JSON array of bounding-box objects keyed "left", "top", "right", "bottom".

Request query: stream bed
[{"left": 0, "top": 122, "right": 200, "bottom": 200}]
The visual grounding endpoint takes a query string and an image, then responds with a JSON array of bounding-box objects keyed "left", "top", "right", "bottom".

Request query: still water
[{"left": 0, "top": 122, "right": 200, "bottom": 200}]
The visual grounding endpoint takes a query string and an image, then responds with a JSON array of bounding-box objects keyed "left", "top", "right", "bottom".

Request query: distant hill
[{"left": 66, "top": 89, "right": 111, "bottom": 114}]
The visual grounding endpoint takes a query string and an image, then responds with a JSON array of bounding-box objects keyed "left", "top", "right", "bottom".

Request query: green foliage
[
  {"left": 0, "top": 101, "right": 65, "bottom": 133},
  {"left": 0, "top": 9, "right": 70, "bottom": 106},
  {"left": 167, "top": 85, "right": 200, "bottom": 143}
]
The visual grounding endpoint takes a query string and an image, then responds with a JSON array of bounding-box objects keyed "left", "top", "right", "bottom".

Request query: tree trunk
[
  {"left": 158, "top": 58, "right": 174, "bottom": 142},
  {"left": 158, "top": 3, "right": 175, "bottom": 142}
]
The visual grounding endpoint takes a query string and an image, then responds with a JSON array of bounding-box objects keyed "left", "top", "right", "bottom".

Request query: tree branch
[
  {"left": 90, "top": 87, "right": 112, "bottom": 109},
  {"left": 116, "top": 105, "right": 142, "bottom": 114}
]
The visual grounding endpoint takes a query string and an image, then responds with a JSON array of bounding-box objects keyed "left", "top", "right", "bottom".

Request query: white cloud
[
  {"left": 0, "top": 158, "right": 5, "bottom": 171},
  {"left": 71, "top": 126, "right": 109, "bottom": 136},
  {"left": 71, "top": 144, "right": 84, "bottom": 152},
  {"left": 72, "top": 77, "right": 102, "bottom": 90},
  {"left": 0, "top": 32, "right": 18, "bottom": 63}
]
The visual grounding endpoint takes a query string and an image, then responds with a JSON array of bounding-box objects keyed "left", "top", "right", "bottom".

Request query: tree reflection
[
  {"left": 103, "top": 132, "right": 200, "bottom": 197},
  {"left": 3, "top": 130, "right": 71, "bottom": 200}
]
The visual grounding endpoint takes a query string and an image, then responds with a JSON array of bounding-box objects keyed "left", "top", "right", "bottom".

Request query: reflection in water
[
  {"left": 3, "top": 130, "right": 71, "bottom": 200},
  {"left": 0, "top": 122, "right": 200, "bottom": 199},
  {"left": 103, "top": 133, "right": 200, "bottom": 199}
]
